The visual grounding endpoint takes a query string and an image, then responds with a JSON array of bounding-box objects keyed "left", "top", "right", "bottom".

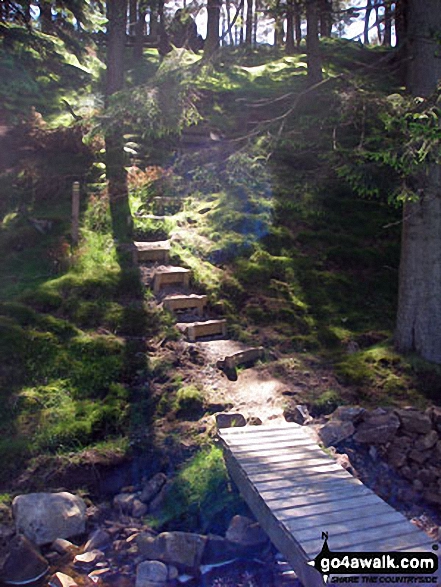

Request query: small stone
[
  {"left": 423, "top": 491, "right": 441, "bottom": 506},
  {"left": 168, "top": 565, "right": 179, "bottom": 581},
  {"left": 418, "top": 469, "right": 437, "bottom": 485},
  {"left": 215, "top": 413, "right": 246, "bottom": 429},
  {"left": 415, "top": 430, "right": 439, "bottom": 451},
  {"left": 132, "top": 499, "right": 149, "bottom": 519},
  {"left": 74, "top": 549, "right": 105, "bottom": 571},
  {"left": 139, "top": 473, "right": 167, "bottom": 505},
  {"left": 318, "top": 420, "right": 355, "bottom": 447},
  {"left": 51, "top": 538, "right": 77, "bottom": 555},
  {"left": 85, "top": 529, "right": 111, "bottom": 552},
  {"left": 408, "top": 449, "right": 431, "bottom": 464},
  {"left": 283, "top": 404, "right": 311, "bottom": 425},
  {"left": 413, "top": 479, "right": 424, "bottom": 492},
  {"left": 247, "top": 416, "right": 263, "bottom": 426},
  {"left": 113, "top": 493, "right": 137, "bottom": 514},
  {"left": 49, "top": 571, "right": 79, "bottom": 587},
  {"left": 400, "top": 466, "right": 414, "bottom": 481},
  {"left": 88, "top": 568, "right": 112, "bottom": 580},
  {"left": 136, "top": 560, "right": 168, "bottom": 587}
]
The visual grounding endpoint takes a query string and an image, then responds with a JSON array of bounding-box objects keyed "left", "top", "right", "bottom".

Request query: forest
[{"left": 1, "top": 0, "right": 441, "bottom": 586}]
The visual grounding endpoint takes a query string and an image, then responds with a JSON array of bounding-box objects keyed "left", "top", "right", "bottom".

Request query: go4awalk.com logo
[{"left": 308, "top": 534, "right": 439, "bottom": 585}]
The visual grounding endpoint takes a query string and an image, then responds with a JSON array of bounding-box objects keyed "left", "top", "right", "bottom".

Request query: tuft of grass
[
  {"left": 174, "top": 385, "right": 205, "bottom": 419},
  {"left": 151, "top": 445, "right": 243, "bottom": 533}
]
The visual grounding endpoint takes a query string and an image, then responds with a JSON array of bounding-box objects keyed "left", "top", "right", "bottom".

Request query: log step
[
  {"left": 178, "top": 319, "right": 227, "bottom": 342},
  {"left": 134, "top": 240, "right": 170, "bottom": 263},
  {"left": 153, "top": 266, "right": 191, "bottom": 294},
  {"left": 163, "top": 294, "right": 208, "bottom": 316}
]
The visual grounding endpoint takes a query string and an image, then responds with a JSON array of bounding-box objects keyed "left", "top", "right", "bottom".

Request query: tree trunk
[
  {"left": 133, "top": 9, "right": 147, "bottom": 62},
  {"left": 306, "top": 0, "right": 322, "bottom": 84},
  {"left": 285, "top": 0, "right": 295, "bottom": 54},
  {"left": 225, "top": 0, "right": 234, "bottom": 44},
  {"left": 205, "top": 0, "right": 221, "bottom": 56},
  {"left": 129, "top": 0, "right": 137, "bottom": 35},
  {"left": 319, "top": 0, "right": 332, "bottom": 37},
  {"left": 375, "top": 3, "right": 381, "bottom": 44},
  {"left": 364, "top": 0, "right": 372, "bottom": 44},
  {"left": 105, "top": 0, "right": 132, "bottom": 244},
  {"left": 382, "top": 0, "right": 392, "bottom": 46},
  {"left": 294, "top": 0, "right": 301, "bottom": 49},
  {"left": 395, "top": 0, "right": 441, "bottom": 363},
  {"left": 39, "top": 0, "right": 52, "bottom": 33},
  {"left": 245, "top": 0, "right": 253, "bottom": 44}
]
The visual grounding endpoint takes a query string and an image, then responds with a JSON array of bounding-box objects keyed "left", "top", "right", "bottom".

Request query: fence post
[{"left": 72, "top": 181, "right": 80, "bottom": 246}]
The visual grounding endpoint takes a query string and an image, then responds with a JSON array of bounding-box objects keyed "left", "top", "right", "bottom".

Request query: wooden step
[
  {"left": 153, "top": 266, "right": 191, "bottom": 294},
  {"left": 162, "top": 294, "right": 207, "bottom": 316},
  {"left": 179, "top": 319, "right": 227, "bottom": 342},
  {"left": 217, "top": 346, "right": 265, "bottom": 371},
  {"left": 134, "top": 240, "right": 170, "bottom": 263}
]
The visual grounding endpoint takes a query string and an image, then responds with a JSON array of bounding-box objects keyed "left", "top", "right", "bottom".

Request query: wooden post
[{"left": 72, "top": 181, "right": 80, "bottom": 246}]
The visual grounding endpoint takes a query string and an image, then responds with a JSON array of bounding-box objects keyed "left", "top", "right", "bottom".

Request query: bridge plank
[{"left": 218, "top": 423, "right": 436, "bottom": 587}]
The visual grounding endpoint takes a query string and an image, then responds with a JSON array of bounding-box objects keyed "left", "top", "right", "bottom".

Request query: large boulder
[
  {"left": 353, "top": 410, "right": 400, "bottom": 444},
  {"left": 225, "top": 515, "right": 268, "bottom": 548},
  {"left": 1, "top": 534, "right": 49, "bottom": 585},
  {"left": 395, "top": 408, "right": 432, "bottom": 435},
  {"left": 12, "top": 492, "right": 87, "bottom": 546},
  {"left": 137, "top": 531, "right": 206, "bottom": 570},
  {"left": 318, "top": 420, "right": 355, "bottom": 447}
]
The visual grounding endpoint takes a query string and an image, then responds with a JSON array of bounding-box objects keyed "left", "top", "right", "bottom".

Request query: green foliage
[
  {"left": 154, "top": 446, "right": 243, "bottom": 533},
  {"left": 309, "top": 390, "right": 342, "bottom": 416}
]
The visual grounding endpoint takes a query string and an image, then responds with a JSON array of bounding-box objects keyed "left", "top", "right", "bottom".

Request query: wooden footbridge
[{"left": 218, "top": 423, "right": 438, "bottom": 587}]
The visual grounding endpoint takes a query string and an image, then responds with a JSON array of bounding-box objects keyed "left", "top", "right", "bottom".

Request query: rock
[
  {"left": 318, "top": 420, "right": 355, "bottom": 447},
  {"left": 88, "top": 568, "right": 112, "bottom": 581},
  {"left": 353, "top": 411, "right": 400, "bottom": 444},
  {"left": 283, "top": 404, "right": 311, "bottom": 425},
  {"left": 12, "top": 492, "right": 87, "bottom": 546},
  {"left": 168, "top": 565, "right": 179, "bottom": 581},
  {"left": 431, "top": 407, "right": 441, "bottom": 433},
  {"left": 139, "top": 473, "right": 167, "bottom": 505},
  {"left": 417, "top": 468, "right": 437, "bottom": 485},
  {"left": 248, "top": 416, "right": 263, "bottom": 426},
  {"left": 201, "top": 534, "right": 238, "bottom": 565},
  {"left": 423, "top": 491, "right": 441, "bottom": 506},
  {"left": 136, "top": 560, "right": 168, "bottom": 587},
  {"left": 395, "top": 408, "right": 433, "bottom": 434},
  {"left": 215, "top": 413, "right": 246, "bottom": 429},
  {"left": 387, "top": 442, "right": 409, "bottom": 469},
  {"left": 148, "top": 482, "right": 171, "bottom": 514},
  {"left": 84, "top": 529, "right": 111, "bottom": 552},
  {"left": 412, "top": 479, "right": 424, "bottom": 492},
  {"left": 415, "top": 430, "right": 439, "bottom": 451},
  {"left": 137, "top": 532, "right": 206, "bottom": 570},
  {"left": 2, "top": 534, "right": 49, "bottom": 585},
  {"left": 49, "top": 572, "right": 79, "bottom": 587},
  {"left": 408, "top": 449, "right": 431, "bottom": 464},
  {"left": 51, "top": 538, "right": 78, "bottom": 555},
  {"left": 74, "top": 549, "right": 105, "bottom": 571},
  {"left": 225, "top": 515, "right": 268, "bottom": 548},
  {"left": 331, "top": 406, "right": 365, "bottom": 423},
  {"left": 113, "top": 492, "right": 137, "bottom": 514}
]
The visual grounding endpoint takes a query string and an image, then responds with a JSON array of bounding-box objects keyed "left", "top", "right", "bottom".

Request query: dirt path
[{"left": 188, "top": 339, "right": 290, "bottom": 424}]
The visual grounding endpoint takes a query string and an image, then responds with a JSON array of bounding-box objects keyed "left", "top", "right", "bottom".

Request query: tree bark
[
  {"left": 306, "top": 0, "right": 322, "bottom": 84},
  {"left": 39, "top": 0, "right": 53, "bottom": 33},
  {"left": 364, "top": 0, "right": 372, "bottom": 44},
  {"left": 285, "top": 0, "right": 295, "bottom": 54},
  {"left": 395, "top": 0, "right": 441, "bottom": 363},
  {"left": 129, "top": 0, "right": 137, "bottom": 35},
  {"left": 105, "top": 0, "right": 132, "bottom": 244},
  {"left": 382, "top": 0, "right": 392, "bottom": 47},
  {"left": 205, "top": 0, "right": 221, "bottom": 56},
  {"left": 294, "top": 0, "right": 301, "bottom": 49},
  {"left": 245, "top": 0, "right": 253, "bottom": 44},
  {"left": 319, "top": 0, "right": 332, "bottom": 37}
]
